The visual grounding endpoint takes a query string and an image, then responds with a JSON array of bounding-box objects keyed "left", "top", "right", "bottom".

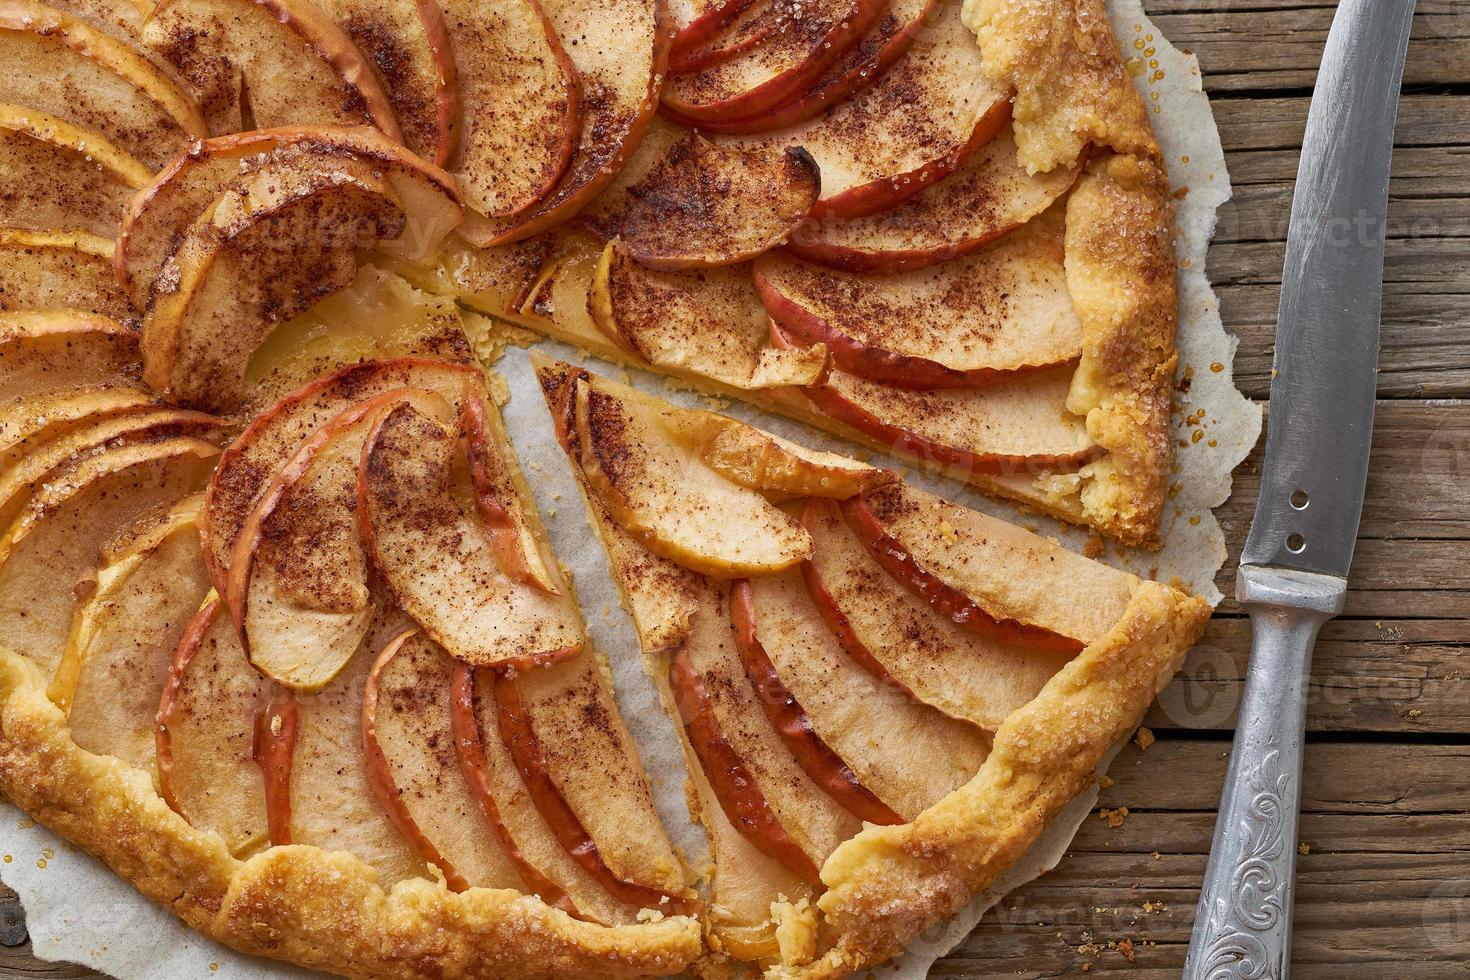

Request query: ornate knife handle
[{"left": 1182, "top": 565, "right": 1346, "bottom": 980}]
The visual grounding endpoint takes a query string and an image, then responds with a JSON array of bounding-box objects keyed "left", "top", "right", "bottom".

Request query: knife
[{"left": 1181, "top": 1, "right": 1416, "bottom": 978}]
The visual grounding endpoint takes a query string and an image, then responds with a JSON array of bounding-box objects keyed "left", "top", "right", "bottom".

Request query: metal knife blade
[{"left": 1239, "top": 0, "right": 1416, "bottom": 580}]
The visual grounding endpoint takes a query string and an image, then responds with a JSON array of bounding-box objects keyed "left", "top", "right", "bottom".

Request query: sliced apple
[
  {"left": 0, "top": 230, "right": 131, "bottom": 319},
  {"left": 357, "top": 400, "right": 585, "bottom": 669},
  {"left": 453, "top": 662, "right": 637, "bottom": 922},
  {"left": 667, "top": 0, "right": 776, "bottom": 76},
  {"left": 728, "top": 578, "right": 900, "bottom": 825},
  {"left": 708, "top": 0, "right": 1010, "bottom": 222},
  {"left": 200, "top": 356, "right": 478, "bottom": 592},
  {"left": 243, "top": 265, "right": 475, "bottom": 408},
  {"left": 142, "top": 0, "right": 400, "bottom": 139},
  {"left": 539, "top": 359, "right": 703, "bottom": 655},
  {"left": 570, "top": 369, "right": 812, "bottom": 577},
  {"left": 438, "top": 0, "right": 582, "bottom": 221},
  {"left": 0, "top": 436, "right": 218, "bottom": 678},
  {"left": 668, "top": 412, "right": 894, "bottom": 500},
  {"left": 587, "top": 238, "right": 826, "bottom": 389},
  {"left": 786, "top": 129, "right": 1083, "bottom": 272},
  {"left": 0, "top": 387, "right": 156, "bottom": 467},
  {"left": 362, "top": 629, "right": 527, "bottom": 892},
  {"left": 853, "top": 482, "right": 1137, "bottom": 646},
  {"left": 0, "top": 103, "right": 149, "bottom": 237},
  {"left": 494, "top": 651, "right": 694, "bottom": 911},
  {"left": 456, "top": 0, "right": 668, "bottom": 245},
  {"left": 662, "top": 0, "right": 887, "bottom": 124},
  {"left": 800, "top": 497, "right": 1070, "bottom": 729},
  {"left": 117, "top": 126, "right": 463, "bottom": 311},
  {"left": 737, "top": 571, "right": 990, "bottom": 818},
  {"left": 461, "top": 386, "right": 562, "bottom": 592},
  {"left": 772, "top": 326, "right": 1097, "bottom": 476},
  {"left": 578, "top": 121, "right": 819, "bottom": 269},
  {"left": 0, "top": 311, "right": 138, "bottom": 411},
  {"left": 286, "top": 608, "right": 428, "bottom": 886},
  {"left": 697, "top": 0, "right": 932, "bottom": 133},
  {"left": 156, "top": 596, "right": 274, "bottom": 855},
  {"left": 0, "top": 0, "right": 205, "bottom": 169},
  {"left": 54, "top": 495, "right": 210, "bottom": 772},
  {"left": 316, "top": 0, "right": 457, "bottom": 164},
  {"left": 40, "top": 0, "right": 153, "bottom": 40},
  {"left": 670, "top": 584, "right": 861, "bottom": 880},
  {"left": 227, "top": 388, "right": 453, "bottom": 691},
  {"left": 755, "top": 210, "right": 1082, "bottom": 389},
  {"left": 0, "top": 404, "right": 220, "bottom": 535},
  {"left": 142, "top": 150, "right": 459, "bottom": 411},
  {"left": 667, "top": 0, "right": 760, "bottom": 70}
]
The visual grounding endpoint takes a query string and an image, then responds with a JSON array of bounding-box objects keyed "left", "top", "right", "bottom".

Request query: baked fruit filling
[{"left": 0, "top": 0, "right": 1215, "bottom": 977}]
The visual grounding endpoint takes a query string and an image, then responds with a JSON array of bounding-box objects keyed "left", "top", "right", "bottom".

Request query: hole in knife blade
[
  {"left": 1290, "top": 490, "right": 1309, "bottom": 510},
  {"left": 1287, "top": 532, "right": 1306, "bottom": 554}
]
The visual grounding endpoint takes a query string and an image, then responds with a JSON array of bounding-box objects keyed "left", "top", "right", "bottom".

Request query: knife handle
[{"left": 1182, "top": 565, "right": 1345, "bottom": 980}]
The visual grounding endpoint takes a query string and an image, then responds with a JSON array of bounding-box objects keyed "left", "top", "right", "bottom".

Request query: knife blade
[{"left": 1239, "top": 0, "right": 1416, "bottom": 579}]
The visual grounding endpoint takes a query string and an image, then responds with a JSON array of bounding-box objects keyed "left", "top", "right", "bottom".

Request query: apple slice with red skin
[
  {"left": 854, "top": 482, "right": 1137, "bottom": 645},
  {"left": 669, "top": 0, "right": 758, "bottom": 54},
  {"left": 358, "top": 400, "right": 585, "bottom": 669},
  {"left": 227, "top": 388, "right": 454, "bottom": 691},
  {"left": 461, "top": 387, "right": 563, "bottom": 593},
  {"left": 737, "top": 570, "right": 990, "bottom": 816},
  {"left": 116, "top": 126, "right": 463, "bottom": 310},
  {"left": 494, "top": 654, "right": 695, "bottom": 913},
  {"left": 456, "top": 0, "right": 670, "bottom": 246},
  {"left": 841, "top": 493, "right": 1087, "bottom": 653},
  {"left": 157, "top": 597, "right": 275, "bottom": 856},
  {"left": 0, "top": 0, "right": 206, "bottom": 169},
  {"left": 286, "top": 608, "right": 428, "bottom": 886},
  {"left": 578, "top": 121, "right": 819, "bottom": 270},
  {"left": 316, "top": 0, "right": 459, "bottom": 164},
  {"left": 785, "top": 129, "right": 1083, "bottom": 273},
  {"left": 437, "top": 0, "right": 584, "bottom": 220},
  {"left": 454, "top": 662, "right": 658, "bottom": 923},
  {"left": 362, "top": 629, "right": 529, "bottom": 893},
  {"left": 800, "top": 497, "right": 1071, "bottom": 729},
  {"left": 703, "top": 0, "right": 1012, "bottom": 222},
  {"left": 669, "top": 584, "right": 861, "bottom": 880},
  {"left": 0, "top": 230, "right": 131, "bottom": 319},
  {"left": 587, "top": 239, "right": 826, "bottom": 389},
  {"left": 728, "top": 578, "right": 901, "bottom": 825},
  {"left": 694, "top": 0, "right": 932, "bottom": 133},
  {"left": 771, "top": 321, "right": 1097, "bottom": 476},
  {"left": 661, "top": 0, "right": 888, "bottom": 125},
  {"left": 754, "top": 209, "right": 1082, "bottom": 389},
  {"left": 200, "top": 357, "right": 478, "bottom": 595},
  {"left": 142, "top": 0, "right": 400, "bottom": 139},
  {"left": 0, "top": 436, "right": 218, "bottom": 679}
]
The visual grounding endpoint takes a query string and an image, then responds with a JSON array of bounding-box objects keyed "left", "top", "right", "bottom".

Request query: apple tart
[{"left": 0, "top": 0, "right": 1215, "bottom": 977}]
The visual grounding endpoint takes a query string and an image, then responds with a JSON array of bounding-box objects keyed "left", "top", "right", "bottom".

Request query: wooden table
[{"left": 3, "top": 1, "right": 1468, "bottom": 976}]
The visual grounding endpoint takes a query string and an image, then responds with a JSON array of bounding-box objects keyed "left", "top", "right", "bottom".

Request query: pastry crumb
[{"left": 1099, "top": 806, "right": 1129, "bottom": 828}]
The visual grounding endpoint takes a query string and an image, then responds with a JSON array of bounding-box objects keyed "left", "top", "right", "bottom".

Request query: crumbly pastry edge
[
  {"left": 765, "top": 579, "right": 1212, "bottom": 978},
  {"left": 0, "top": 650, "right": 704, "bottom": 980}
]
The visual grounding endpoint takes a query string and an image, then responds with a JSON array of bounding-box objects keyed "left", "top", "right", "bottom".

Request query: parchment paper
[{"left": 0, "top": 1, "right": 1260, "bottom": 975}]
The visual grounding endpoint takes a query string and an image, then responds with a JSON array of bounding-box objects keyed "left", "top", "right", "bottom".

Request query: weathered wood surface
[{"left": 3, "top": 0, "right": 1468, "bottom": 976}]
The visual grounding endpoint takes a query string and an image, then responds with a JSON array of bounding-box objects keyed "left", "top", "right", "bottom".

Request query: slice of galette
[{"left": 536, "top": 358, "right": 1211, "bottom": 977}]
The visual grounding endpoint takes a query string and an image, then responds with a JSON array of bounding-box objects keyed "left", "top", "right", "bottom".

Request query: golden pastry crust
[
  {"left": 0, "top": 651, "right": 704, "bottom": 980},
  {"left": 1062, "top": 152, "right": 1179, "bottom": 547},
  {"left": 965, "top": 0, "right": 1158, "bottom": 174},
  {"left": 766, "top": 580, "right": 1211, "bottom": 977}
]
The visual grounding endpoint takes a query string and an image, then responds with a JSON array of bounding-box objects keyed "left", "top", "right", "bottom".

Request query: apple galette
[{"left": 0, "top": 0, "right": 1213, "bottom": 977}]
